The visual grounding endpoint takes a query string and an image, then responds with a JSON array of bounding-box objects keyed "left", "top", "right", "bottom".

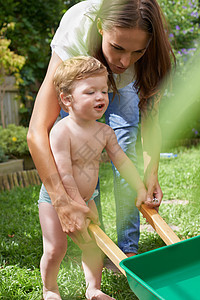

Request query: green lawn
[{"left": 0, "top": 145, "right": 200, "bottom": 299}]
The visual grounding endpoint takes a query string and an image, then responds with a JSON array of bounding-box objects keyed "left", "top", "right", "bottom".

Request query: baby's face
[{"left": 70, "top": 73, "right": 109, "bottom": 121}]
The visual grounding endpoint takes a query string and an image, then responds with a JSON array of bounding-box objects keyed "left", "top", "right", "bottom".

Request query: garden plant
[{"left": 0, "top": 124, "right": 29, "bottom": 160}]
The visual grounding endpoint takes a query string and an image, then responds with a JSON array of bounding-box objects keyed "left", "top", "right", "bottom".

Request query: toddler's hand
[{"left": 135, "top": 188, "right": 147, "bottom": 210}]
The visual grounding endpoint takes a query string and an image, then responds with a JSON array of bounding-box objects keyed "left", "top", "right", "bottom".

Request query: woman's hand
[
  {"left": 52, "top": 191, "right": 99, "bottom": 244},
  {"left": 47, "top": 174, "right": 99, "bottom": 244}
]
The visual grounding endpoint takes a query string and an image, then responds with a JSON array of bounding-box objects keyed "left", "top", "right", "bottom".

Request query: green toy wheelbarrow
[{"left": 89, "top": 204, "right": 200, "bottom": 300}]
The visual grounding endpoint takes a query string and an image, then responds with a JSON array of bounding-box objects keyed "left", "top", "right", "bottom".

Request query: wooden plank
[
  {"left": 35, "top": 170, "right": 41, "bottom": 185},
  {"left": 89, "top": 223, "right": 127, "bottom": 276},
  {"left": 88, "top": 206, "right": 181, "bottom": 278},
  {"left": 29, "top": 170, "right": 37, "bottom": 185},
  {"left": 22, "top": 170, "right": 29, "bottom": 187},
  {"left": 0, "top": 175, "right": 5, "bottom": 191},
  {"left": 12, "top": 172, "right": 19, "bottom": 187},
  {"left": 17, "top": 171, "right": 24, "bottom": 188},
  {"left": 0, "top": 169, "right": 42, "bottom": 191},
  {"left": 0, "top": 159, "right": 23, "bottom": 175},
  {"left": 0, "top": 76, "right": 17, "bottom": 91},
  {"left": 7, "top": 173, "right": 15, "bottom": 189},
  {"left": 26, "top": 170, "right": 33, "bottom": 185},
  {"left": 2, "top": 175, "right": 10, "bottom": 190},
  {"left": 140, "top": 204, "right": 181, "bottom": 245},
  {"left": 32, "top": 169, "right": 41, "bottom": 185},
  {"left": 0, "top": 76, "right": 19, "bottom": 126}
]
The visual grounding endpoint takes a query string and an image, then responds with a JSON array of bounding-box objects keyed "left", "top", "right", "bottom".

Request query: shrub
[
  {"left": 0, "top": 124, "right": 29, "bottom": 158},
  {"left": 0, "top": 23, "right": 26, "bottom": 128},
  {"left": 159, "top": 1, "right": 199, "bottom": 71},
  {"left": 0, "top": 145, "right": 8, "bottom": 163},
  {"left": 159, "top": 0, "right": 199, "bottom": 51}
]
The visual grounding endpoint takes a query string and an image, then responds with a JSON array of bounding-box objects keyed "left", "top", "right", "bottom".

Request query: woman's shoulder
[
  {"left": 51, "top": 0, "right": 102, "bottom": 60},
  {"left": 57, "top": 0, "right": 101, "bottom": 29}
]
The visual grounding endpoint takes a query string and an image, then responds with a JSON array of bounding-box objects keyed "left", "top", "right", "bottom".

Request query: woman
[{"left": 28, "top": 0, "right": 174, "bottom": 268}]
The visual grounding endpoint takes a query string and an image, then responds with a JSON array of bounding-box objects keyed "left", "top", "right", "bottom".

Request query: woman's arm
[
  {"left": 28, "top": 52, "right": 62, "bottom": 185},
  {"left": 49, "top": 121, "right": 84, "bottom": 205},
  {"left": 27, "top": 52, "right": 98, "bottom": 241},
  {"left": 141, "top": 95, "right": 163, "bottom": 209}
]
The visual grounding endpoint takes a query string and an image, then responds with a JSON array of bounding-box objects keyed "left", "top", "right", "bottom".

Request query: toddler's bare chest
[{"left": 71, "top": 136, "right": 105, "bottom": 166}]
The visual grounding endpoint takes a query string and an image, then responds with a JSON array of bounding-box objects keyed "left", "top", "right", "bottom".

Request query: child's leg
[
  {"left": 82, "top": 200, "right": 115, "bottom": 300},
  {"left": 39, "top": 202, "right": 68, "bottom": 299}
]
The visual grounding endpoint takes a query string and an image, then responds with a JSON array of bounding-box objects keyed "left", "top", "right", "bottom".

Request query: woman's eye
[
  {"left": 102, "top": 91, "right": 108, "bottom": 94},
  {"left": 111, "top": 44, "right": 123, "bottom": 51},
  {"left": 86, "top": 91, "right": 94, "bottom": 95},
  {"left": 134, "top": 49, "right": 145, "bottom": 55}
]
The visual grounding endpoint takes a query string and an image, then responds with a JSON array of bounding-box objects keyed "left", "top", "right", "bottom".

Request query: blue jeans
[
  {"left": 60, "top": 82, "right": 140, "bottom": 253},
  {"left": 105, "top": 83, "right": 140, "bottom": 254}
]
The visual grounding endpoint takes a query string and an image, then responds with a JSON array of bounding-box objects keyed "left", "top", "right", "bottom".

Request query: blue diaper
[
  {"left": 38, "top": 184, "right": 99, "bottom": 206},
  {"left": 86, "top": 189, "right": 99, "bottom": 205}
]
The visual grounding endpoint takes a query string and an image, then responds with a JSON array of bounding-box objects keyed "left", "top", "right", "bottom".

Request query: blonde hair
[{"left": 54, "top": 56, "right": 108, "bottom": 112}]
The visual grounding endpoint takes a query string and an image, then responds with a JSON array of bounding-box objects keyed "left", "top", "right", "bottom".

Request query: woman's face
[{"left": 101, "top": 26, "right": 150, "bottom": 74}]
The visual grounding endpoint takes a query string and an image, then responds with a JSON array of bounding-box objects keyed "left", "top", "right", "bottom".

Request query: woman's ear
[
  {"left": 97, "top": 18, "right": 103, "bottom": 35},
  {"left": 60, "top": 92, "right": 72, "bottom": 110}
]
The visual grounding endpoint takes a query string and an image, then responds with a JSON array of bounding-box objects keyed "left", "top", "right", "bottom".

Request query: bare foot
[
  {"left": 126, "top": 253, "right": 136, "bottom": 257},
  {"left": 43, "top": 286, "right": 61, "bottom": 300},
  {"left": 86, "top": 288, "right": 116, "bottom": 300}
]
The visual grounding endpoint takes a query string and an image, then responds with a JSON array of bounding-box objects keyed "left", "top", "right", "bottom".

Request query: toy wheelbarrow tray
[{"left": 88, "top": 204, "right": 200, "bottom": 300}]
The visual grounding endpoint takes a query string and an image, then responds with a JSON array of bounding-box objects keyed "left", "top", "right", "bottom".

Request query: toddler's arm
[{"left": 104, "top": 126, "right": 147, "bottom": 208}]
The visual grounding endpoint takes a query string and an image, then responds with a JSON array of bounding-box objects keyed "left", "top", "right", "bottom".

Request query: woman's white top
[{"left": 51, "top": 0, "right": 135, "bottom": 89}]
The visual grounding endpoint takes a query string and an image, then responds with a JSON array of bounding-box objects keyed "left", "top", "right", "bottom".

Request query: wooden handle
[
  {"left": 88, "top": 205, "right": 180, "bottom": 276},
  {"left": 140, "top": 204, "right": 181, "bottom": 245},
  {"left": 88, "top": 223, "right": 127, "bottom": 276}
]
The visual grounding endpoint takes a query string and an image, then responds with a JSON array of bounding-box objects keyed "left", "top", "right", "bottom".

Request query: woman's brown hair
[{"left": 87, "top": 0, "right": 175, "bottom": 110}]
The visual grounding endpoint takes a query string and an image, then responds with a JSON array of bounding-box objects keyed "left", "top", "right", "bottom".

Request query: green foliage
[
  {"left": 0, "top": 124, "right": 29, "bottom": 158},
  {"left": 0, "top": 0, "right": 66, "bottom": 81},
  {"left": 159, "top": 0, "right": 199, "bottom": 51},
  {"left": 0, "top": 23, "right": 25, "bottom": 83},
  {"left": 0, "top": 0, "right": 67, "bottom": 125},
  {"left": 0, "top": 146, "right": 8, "bottom": 163},
  {"left": 0, "top": 23, "right": 26, "bottom": 128}
]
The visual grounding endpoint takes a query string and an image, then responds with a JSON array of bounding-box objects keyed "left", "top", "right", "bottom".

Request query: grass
[{"left": 0, "top": 144, "right": 200, "bottom": 299}]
